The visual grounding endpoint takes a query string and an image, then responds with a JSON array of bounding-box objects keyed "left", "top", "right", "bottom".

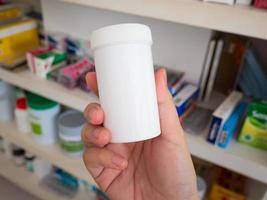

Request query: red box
[{"left": 255, "top": 0, "right": 267, "bottom": 9}]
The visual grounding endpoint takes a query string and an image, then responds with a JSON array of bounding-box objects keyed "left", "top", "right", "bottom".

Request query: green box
[{"left": 238, "top": 100, "right": 267, "bottom": 151}]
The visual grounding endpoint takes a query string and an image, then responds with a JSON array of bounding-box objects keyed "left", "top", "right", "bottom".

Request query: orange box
[{"left": 209, "top": 184, "right": 246, "bottom": 200}]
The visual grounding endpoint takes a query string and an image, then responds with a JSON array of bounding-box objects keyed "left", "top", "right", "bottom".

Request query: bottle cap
[
  {"left": 90, "top": 23, "right": 152, "bottom": 50},
  {"left": 16, "top": 98, "right": 27, "bottom": 110}
]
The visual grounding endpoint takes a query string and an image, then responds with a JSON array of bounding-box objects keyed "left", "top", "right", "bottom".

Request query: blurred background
[{"left": 0, "top": 0, "right": 267, "bottom": 199}]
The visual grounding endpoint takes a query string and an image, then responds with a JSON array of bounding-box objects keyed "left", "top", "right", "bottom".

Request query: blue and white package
[
  {"left": 173, "top": 84, "right": 199, "bottom": 116},
  {"left": 207, "top": 91, "right": 243, "bottom": 144},
  {"left": 217, "top": 101, "right": 248, "bottom": 149}
]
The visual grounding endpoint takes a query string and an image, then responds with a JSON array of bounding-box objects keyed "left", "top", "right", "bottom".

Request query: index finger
[{"left": 86, "top": 72, "right": 99, "bottom": 96}]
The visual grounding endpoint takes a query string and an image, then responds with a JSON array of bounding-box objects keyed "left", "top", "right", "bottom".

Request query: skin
[{"left": 82, "top": 68, "right": 199, "bottom": 200}]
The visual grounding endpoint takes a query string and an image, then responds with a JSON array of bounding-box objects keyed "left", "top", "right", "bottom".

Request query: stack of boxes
[{"left": 0, "top": 4, "right": 40, "bottom": 68}]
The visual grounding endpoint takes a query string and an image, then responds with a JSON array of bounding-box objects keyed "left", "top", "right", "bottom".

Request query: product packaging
[
  {"left": 238, "top": 100, "right": 267, "bottom": 150},
  {"left": 209, "top": 184, "right": 245, "bottom": 200},
  {"left": 47, "top": 32, "right": 67, "bottom": 51},
  {"left": 173, "top": 84, "right": 199, "bottom": 116},
  {"left": 15, "top": 97, "right": 31, "bottom": 133},
  {"left": 0, "top": 4, "right": 23, "bottom": 24},
  {"left": 27, "top": 93, "right": 60, "bottom": 145},
  {"left": 27, "top": 46, "right": 54, "bottom": 73},
  {"left": 166, "top": 69, "right": 185, "bottom": 96},
  {"left": 0, "top": 81, "right": 14, "bottom": 122},
  {"left": 2, "top": 139, "right": 13, "bottom": 158},
  {"left": 58, "top": 110, "right": 85, "bottom": 156},
  {"left": 58, "top": 58, "right": 94, "bottom": 89},
  {"left": 254, "top": 0, "right": 267, "bottom": 8},
  {"left": 197, "top": 176, "right": 207, "bottom": 200},
  {"left": 217, "top": 101, "right": 248, "bottom": 149},
  {"left": 0, "top": 18, "right": 39, "bottom": 68},
  {"left": 27, "top": 48, "right": 66, "bottom": 78},
  {"left": 33, "top": 158, "right": 52, "bottom": 179},
  {"left": 12, "top": 147, "right": 25, "bottom": 166},
  {"left": 25, "top": 152, "right": 35, "bottom": 172},
  {"left": 207, "top": 91, "right": 243, "bottom": 144}
]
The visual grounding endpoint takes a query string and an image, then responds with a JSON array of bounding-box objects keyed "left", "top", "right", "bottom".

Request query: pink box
[
  {"left": 255, "top": 0, "right": 267, "bottom": 9},
  {"left": 58, "top": 58, "right": 94, "bottom": 88}
]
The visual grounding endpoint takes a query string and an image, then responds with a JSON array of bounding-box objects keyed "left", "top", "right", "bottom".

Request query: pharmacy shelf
[
  {"left": 56, "top": 0, "right": 267, "bottom": 40},
  {"left": 0, "top": 121, "right": 95, "bottom": 185},
  {"left": 1, "top": 68, "right": 267, "bottom": 184},
  {"left": 0, "top": 154, "right": 96, "bottom": 200},
  {"left": 0, "top": 67, "right": 99, "bottom": 112},
  {"left": 1, "top": 153, "right": 265, "bottom": 200},
  {"left": 188, "top": 133, "right": 267, "bottom": 184}
]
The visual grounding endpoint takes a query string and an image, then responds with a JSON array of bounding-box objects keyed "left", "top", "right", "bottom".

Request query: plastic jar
[
  {"left": 15, "top": 98, "right": 31, "bottom": 133},
  {"left": 33, "top": 158, "right": 52, "bottom": 179},
  {"left": 91, "top": 23, "right": 160, "bottom": 143},
  {"left": 27, "top": 93, "right": 60, "bottom": 145},
  {"left": 0, "top": 81, "right": 14, "bottom": 122},
  {"left": 25, "top": 152, "right": 36, "bottom": 172},
  {"left": 58, "top": 110, "right": 85, "bottom": 156},
  {"left": 197, "top": 176, "right": 207, "bottom": 200},
  {"left": 12, "top": 147, "right": 25, "bottom": 166}
]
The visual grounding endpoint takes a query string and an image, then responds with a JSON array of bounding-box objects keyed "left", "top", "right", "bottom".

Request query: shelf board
[
  {"left": 1, "top": 67, "right": 267, "bottom": 184},
  {"left": 0, "top": 67, "right": 99, "bottom": 112},
  {"left": 56, "top": 0, "right": 267, "bottom": 40},
  {"left": 0, "top": 154, "right": 96, "bottom": 200},
  {"left": 188, "top": 133, "right": 267, "bottom": 184},
  {"left": 0, "top": 121, "right": 95, "bottom": 185}
]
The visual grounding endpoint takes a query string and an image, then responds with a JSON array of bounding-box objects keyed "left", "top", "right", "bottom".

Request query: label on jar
[
  {"left": 26, "top": 162, "right": 34, "bottom": 172},
  {"left": 60, "top": 140, "right": 84, "bottom": 152},
  {"left": 29, "top": 114, "right": 42, "bottom": 136},
  {"left": 59, "top": 133, "right": 84, "bottom": 153}
]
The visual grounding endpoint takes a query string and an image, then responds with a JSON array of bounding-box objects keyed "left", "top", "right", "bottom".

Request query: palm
[
  {"left": 89, "top": 134, "right": 196, "bottom": 200},
  {"left": 83, "top": 69, "right": 198, "bottom": 200}
]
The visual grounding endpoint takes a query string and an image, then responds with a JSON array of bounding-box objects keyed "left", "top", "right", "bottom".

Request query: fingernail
[
  {"left": 112, "top": 156, "right": 127, "bottom": 169},
  {"left": 88, "top": 107, "right": 98, "bottom": 123}
]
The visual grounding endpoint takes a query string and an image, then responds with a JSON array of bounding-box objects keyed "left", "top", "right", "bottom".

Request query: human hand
[{"left": 82, "top": 68, "right": 199, "bottom": 200}]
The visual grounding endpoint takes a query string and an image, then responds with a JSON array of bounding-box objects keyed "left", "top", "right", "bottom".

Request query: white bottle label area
[{"left": 29, "top": 114, "right": 42, "bottom": 136}]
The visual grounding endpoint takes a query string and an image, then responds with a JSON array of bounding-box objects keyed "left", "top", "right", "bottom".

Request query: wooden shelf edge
[{"left": 0, "top": 154, "right": 96, "bottom": 200}]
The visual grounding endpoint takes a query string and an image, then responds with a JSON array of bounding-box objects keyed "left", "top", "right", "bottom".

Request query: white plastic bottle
[
  {"left": 15, "top": 98, "right": 31, "bottom": 133},
  {"left": 91, "top": 23, "right": 161, "bottom": 143},
  {"left": 0, "top": 81, "right": 14, "bottom": 122},
  {"left": 27, "top": 93, "right": 60, "bottom": 145}
]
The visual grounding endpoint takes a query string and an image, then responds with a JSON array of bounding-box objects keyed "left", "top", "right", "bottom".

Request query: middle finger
[{"left": 81, "top": 123, "right": 111, "bottom": 147}]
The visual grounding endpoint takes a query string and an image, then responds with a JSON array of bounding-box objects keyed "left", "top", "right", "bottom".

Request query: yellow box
[
  {"left": 0, "top": 18, "right": 40, "bottom": 68},
  {"left": 0, "top": 5, "right": 22, "bottom": 21},
  {"left": 209, "top": 184, "right": 246, "bottom": 200}
]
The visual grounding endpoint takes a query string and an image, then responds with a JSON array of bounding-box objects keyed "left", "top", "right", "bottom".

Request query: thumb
[{"left": 155, "top": 68, "right": 184, "bottom": 142}]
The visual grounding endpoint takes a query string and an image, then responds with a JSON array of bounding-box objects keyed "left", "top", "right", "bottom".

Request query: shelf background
[
  {"left": 0, "top": 67, "right": 99, "bottom": 111},
  {"left": 41, "top": 0, "right": 212, "bottom": 84},
  {"left": 1, "top": 68, "right": 267, "bottom": 185},
  {"left": 0, "top": 154, "right": 96, "bottom": 200},
  {"left": 0, "top": 121, "right": 95, "bottom": 185},
  {"left": 55, "top": 0, "right": 267, "bottom": 40},
  {"left": 0, "top": 152, "right": 265, "bottom": 200}
]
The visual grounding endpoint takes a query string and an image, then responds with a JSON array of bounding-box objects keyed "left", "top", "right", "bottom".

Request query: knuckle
[
  {"left": 98, "top": 149, "right": 107, "bottom": 162},
  {"left": 84, "top": 103, "right": 98, "bottom": 118},
  {"left": 82, "top": 148, "right": 90, "bottom": 163},
  {"left": 81, "top": 124, "right": 89, "bottom": 142}
]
